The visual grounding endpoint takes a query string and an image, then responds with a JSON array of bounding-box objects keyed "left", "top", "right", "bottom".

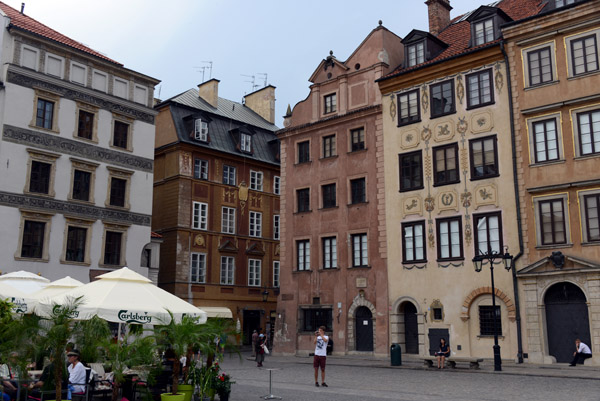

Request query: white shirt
[
  {"left": 314, "top": 335, "right": 329, "bottom": 356},
  {"left": 578, "top": 342, "right": 592, "bottom": 354},
  {"left": 68, "top": 362, "right": 86, "bottom": 394}
]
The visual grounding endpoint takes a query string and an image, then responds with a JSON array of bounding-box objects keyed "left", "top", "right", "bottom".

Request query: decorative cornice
[
  {"left": 0, "top": 191, "right": 151, "bottom": 226},
  {"left": 6, "top": 66, "right": 156, "bottom": 124},
  {"left": 3, "top": 125, "right": 153, "bottom": 173}
]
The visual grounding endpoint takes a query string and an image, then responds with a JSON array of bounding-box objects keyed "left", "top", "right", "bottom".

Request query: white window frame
[
  {"left": 221, "top": 207, "right": 236, "bottom": 234},
  {"left": 195, "top": 119, "right": 209, "bottom": 141},
  {"left": 220, "top": 256, "right": 235, "bottom": 285},
  {"left": 274, "top": 176, "right": 281, "bottom": 195},
  {"left": 223, "top": 165, "right": 236, "bottom": 185},
  {"left": 532, "top": 193, "right": 571, "bottom": 247},
  {"left": 273, "top": 215, "right": 280, "bottom": 240},
  {"left": 527, "top": 114, "right": 563, "bottom": 164},
  {"left": 323, "top": 236, "right": 337, "bottom": 269},
  {"left": 21, "top": 44, "right": 39, "bottom": 70},
  {"left": 578, "top": 188, "right": 600, "bottom": 244},
  {"left": 192, "top": 201, "right": 208, "bottom": 230},
  {"left": 407, "top": 41, "right": 424, "bottom": 67},
  {"left": 297, "top": 240, "right": 310, "bottom": 271},
  {"left": 241, "top": 133, "right": 252, "bottom": 152},
  {"left": 134, "top": 84, "right": 148, "bottom": 105},
  {"left": 473, "top": 18, "right": 494, "bottom": 46},
  {"left": 45, "top": 53, "right": 64, "bottom": 79},
  {"left": 113, "top": 77, "right": 129, "bottom": 99},
  {"left": 249, "top": 211, "right": 262, "bottom": 237},
  {"left": 273, "top": 261, "right": 280, "bottom": 288},
  {"left": 248, "top": 259, "right": 262, "bottom": 287},
  {"left": 194, "top": 159, "right": 208, "bottom": 180},
  {"left": 190, "top": 252, "right": 206, "bottom": 283},
  {"left": 70, "top": 61, "right": 87, "bottom": 86},
  {"left": 92, "top": 69, "right": 108, "bottom": 93},
  {"left": 250, "top": 170, "right": 263, "bottom": 191},
  {"left": 351, "top": 233, "right": 368, "bottom": 267}
]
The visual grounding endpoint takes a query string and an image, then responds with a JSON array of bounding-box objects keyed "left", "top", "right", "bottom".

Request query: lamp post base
[{"left": 493, "top": 344, "right": 502, "bottom": 371}]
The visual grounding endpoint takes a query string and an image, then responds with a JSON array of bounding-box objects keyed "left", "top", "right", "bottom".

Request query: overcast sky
[{"left": 4, "top": 0, "right": 486, "bottom": 127}]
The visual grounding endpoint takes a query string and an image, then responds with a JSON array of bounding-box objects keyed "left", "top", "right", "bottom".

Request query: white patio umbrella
[
  {"left": 36, "top": 267, "right": 207, "bottom": 324},
  {"left": 31, "top": 276, "right": 84, "bottom": 301},
  {"left": 0, "top": 281, "right": 35, "bottom": 313},
  {"left": 0, "top": 270, "right": 50, "bottom": 294}
]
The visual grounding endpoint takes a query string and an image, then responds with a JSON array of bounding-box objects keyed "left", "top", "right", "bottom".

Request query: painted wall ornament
[
  {"left": 194, "top": 234, "right": 205, "bottom": 247},
  {"left": 421, "top": 85, "right": 429, "bottom": 113},
  {"left": 421, "top": 125, "right": 432, "bottom": 142},
  {"left": 470, "top": 111, "right": 494, "bottom": 133},
  {"left": 457, "top": 117, "right": 468, "bottom": 134},
  {"left": 434, "top": 121, "right": 455, "bottom": 142},
  {"left": 424, "top": 195, "right": 435, "bottom": 212},
  {"left": 401, "top": 129, "right": 420, "bottom": 149},
  {"left": 456, "top": 75, "right": 464, "bottom": 104},
  {"left": 389, "top": 94, "right": 397, "bottom": 119},
  {"left": 464, "top": 219, "right": 472, "bottom": 245},
  {"left": 474, "top": 184, "right": 498, "bottom": 208},
  {"left": 495, "top": 62, "right": 504, "bottom": 93},
  {"left": 239, "top": 181, "right": 248, "bottom": 215},
  {"left": 461, "top": 191, "right": 472, "bottom": 208},
  {"left": 179, "top": 152, "right": 192, "bottom": 176},
  {"left": 403, "top": 196, "right": 423, "bottom": 217}
]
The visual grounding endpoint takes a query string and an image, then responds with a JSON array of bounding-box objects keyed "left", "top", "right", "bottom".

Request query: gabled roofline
[
  {"left": 245, "top": 84, "right": 276, "bottom": 97},
  {"left": 402, "top": 29, "right": 448, "bottom": 49},
  {"left": 308, "top": 57, "right": 348, "bottom": 83},
  {"left": 466, "top": 5, "right": 512, "bottom": 23}
]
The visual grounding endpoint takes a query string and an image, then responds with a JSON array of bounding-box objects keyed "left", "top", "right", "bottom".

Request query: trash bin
[{"left": 391, "top": 343, "right": 402, "bottom": 366}]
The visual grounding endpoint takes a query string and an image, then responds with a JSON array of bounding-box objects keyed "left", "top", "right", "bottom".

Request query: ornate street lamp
[
  {"left": 472, "top": 246, "right": 513, "bottom": 372},
  {"left": 262, "top": 288, "right": 269, "bottom": 302}
]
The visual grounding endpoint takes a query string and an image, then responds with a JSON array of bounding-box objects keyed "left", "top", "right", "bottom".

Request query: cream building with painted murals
[{"left": 377, "top": 0, "right": 543, "bottom": 360}]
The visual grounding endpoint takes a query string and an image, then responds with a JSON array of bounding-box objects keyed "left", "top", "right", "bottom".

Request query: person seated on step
[
  {"left": 435, "top": 338, "right": 451, "bottom": 369},
  {"left": 569, "top": 338, "right": 592, "bottom": 366}
]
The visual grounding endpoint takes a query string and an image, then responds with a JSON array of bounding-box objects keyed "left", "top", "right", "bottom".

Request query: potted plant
[{"left": 214, "top": 371, "right": 234, "bottom": 401}]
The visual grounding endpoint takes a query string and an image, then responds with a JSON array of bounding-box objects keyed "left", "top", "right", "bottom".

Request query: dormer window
[
  {"left": 473, "top": 19, "right": 494, "bottom": 46},
  {"left": 241, "top": 133, "right": 252, "bottom": 152},
  {"left": 194, "top": 119, "right": 208, "bottom": 141},
  {"left": 555, "top": 0, "right": 576, "bottom": 7},
  {"left": 408, "top": 42, "right": 425, "bottom": 67}
]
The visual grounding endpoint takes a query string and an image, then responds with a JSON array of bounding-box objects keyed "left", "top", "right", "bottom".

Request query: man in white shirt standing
[
  {"left": 569, "top": 338, "right": 592, "bottom": 366},
  {"left": 313, "top": 326, "right": 329, "bottom": 388},
  {"left": 67, "top": 350, "right": 86, "bottom": 398}
]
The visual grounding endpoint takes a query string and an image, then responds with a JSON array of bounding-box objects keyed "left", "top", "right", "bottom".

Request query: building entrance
[
  {"left": 243, "top": 310, "right": 261, "bottom": 346},
  {"left": 355, "top": 306, "right": 373, "bottom": 351},
  {"left": 403, "top": 302, "right": 419, "bottom": 354}
]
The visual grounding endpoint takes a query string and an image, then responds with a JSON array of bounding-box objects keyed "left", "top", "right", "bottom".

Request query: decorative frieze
[
  {"left": 3, "top": 125, "right": 153, "bottom": 172},
  {"left": 0, "top": 191, "right": 151, "bottom": 226}
]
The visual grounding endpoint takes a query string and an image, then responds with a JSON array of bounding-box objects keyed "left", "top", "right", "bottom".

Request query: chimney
[
  {"left": 198, "top": 78, "right": 220, "bottom": 108},
  {"left": 243, "top": 85, "right": 276, "bottom": 124},
  {"left": 425, "top": 0, "right": 452, "bottom": 36}
]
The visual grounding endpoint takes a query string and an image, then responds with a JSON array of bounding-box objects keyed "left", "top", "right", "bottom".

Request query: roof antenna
[
  {"left": 257, "top": 73, "right": 268, "bottom": 88},
  {"left": 241, "top": 74, "right": 257, "bottom": 92},
  {"left": 193, "top": 61, "right": 213, "bottom": 82},
  {"left": 20, "top": 3, "right": 25, "bottom": 14}
]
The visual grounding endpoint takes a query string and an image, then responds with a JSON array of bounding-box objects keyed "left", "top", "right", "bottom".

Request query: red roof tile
[
  {"left": 0, "top": 2, "right": 122, "bottom": 66},
  {"left": 151, "top": 231, "right": 163, "bottom": 239},
  {"left": 384, "top": 0, "right": 545, "bottom": 78}
]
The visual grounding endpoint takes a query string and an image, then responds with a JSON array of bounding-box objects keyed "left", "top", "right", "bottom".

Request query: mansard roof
[
  {"left": 0, "top": 1, "right": 121, "bottom": 65},
  {"left": 157, "top": 88, "right": 280, "bottom": 166}
]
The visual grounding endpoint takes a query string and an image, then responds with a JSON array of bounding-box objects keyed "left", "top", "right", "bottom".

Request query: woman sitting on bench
[{"left": 435, "top": 338, "right": 451, "bottom": 369}]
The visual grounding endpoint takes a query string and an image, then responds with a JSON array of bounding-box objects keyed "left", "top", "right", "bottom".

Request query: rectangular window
[
  {"left": 190, "top": 253, "right": 206, "bottom": 283},
  {"left": 433, "top": 143, "right": 459, "bottom": 186},
  {"left": 103, "top": 231, "right": 122, "bottom": 266},
  {"left": 399, "top": 151, "right": 423, "bottom": 192},
  {"left": 297, "top": 240, "right": 310, "bottom": 271},
  {"left": 113, "top": 121, "right": 129, "bottom": 149},
  {"left": 192, "top": 201, "right": 208, "bottom": 230},
  {"left": 29, "top": 161, "right": 51, "bottom": 194},
  {"left": 194, "top": 159, "right": 209, "bottom": 180},
  {"left": 527, "top": 47, "right": 553, "bottom": 86},
  {"left": 474, "top": 19, "right": 494, "bottom": 46},
  {"left": 273, "top": 261, "right": 280, "bottom": 288},
  {"left": 65, "top": 227, "right": 87, "bottom": 262},
  {"left": 470, "top": 136, "right": 499, "bottom": 179},
  {"left": 273, "top": 176, "right": 281, "bottom": 195},
  {"left": 430, "top": 80, "right": 455, "bottom": 118},
  {"left": 350, "top": 128, "right": 365, "bottom": 152},
  {"left": 351, "top": 234, "right": 368, "bottom": 267},
  {"left": 70, "top": 62, "right": 86, "bottom": 85},
  {"left": 109, "top": 177, "right": 126, "bottom": 207},
  {"left": 77, "top": 110, "right": 94, "bottom": 140},
  {"left": 297, "top": 188, "right": 310, "bottom": 213},
  {"left": 324, "top": 93, "right": 337, "bottom": 114},
  {"left": 322, "top": 183, "right": 336, "bottom": 209},
  {"left": 323, "top": 135, "right": 336, "bottom": 158},
  {"left": 303, "top": 308, "right": 332, "bottom": 332},
  {"left": 221, "top": 207, "right": 236, "bottom": 234},
  {"left": 398, "top": 90, "right": 420, "bottom": 125},
  {"left": 113, "top": 78, "right": 128, "bottom": 99},
  {"left": 72, "top": 170, "right": 91, "bottom": 201},
  {"left": 402, "top": 221, "right": 426, "bottom": 263},
  {"left": 584, "top": 194, "right": 600, "bottom": 242},
  {"left": 36, "top": 99, "right": 54, "bottom": 129},
  {"left": 220, "top": 256, "right": 235, "bottom": 285},
  {"left": 248, "top": 259, "right": 261, "bottom": 287},
  {"left": 532, "top": 119, "right": 559, "bottom": 162},
  {"left": 437, "top": 217, "right": 463, "bottom": 261},
  {"left": 21, "top": 221, "right": 45, "bottom": 259},
  {"left": 479, "top": 305, "right": 502, "bottom": 336},
  {"left": 350, "top": 178, "right": 366, "bottom": 204},
  {"left": 250, "top": 170, "right": 263, "bottom": 191},
  {"left": 539, "top": 199, "right": 566, "bottom": 245},
  {"left": 322, "top": 237, "right": 337, "bottom": 269},
  {"left": 570, "top": 35, "right": 598, "bottom": 76},
  {"left": 273, "top": 215, "right": 280, "bottom": 240},
  {"left": 194, "top": 119, "right": 208, "bottom": 141},
  {"left": 556, "top": 0, "right": 576, "bottom": 6},
  {"left": 298, "top": 141, "right": 310, "bottom": 163},
  {"left": 241, "top": 133, "right": 252, "bottom": 152},
  {"left": 407, "top": 41, "right": 425, "bottom": 67},
  {"left": 46, "top": 54, "right": 63, "bottom": 78},
  {"left": 577, "top": 110, "right": 600, "bottom": 156},
  {"left": 223, "top": 165, "right": 236, "bottom": 186},
  {"left": 466, "top": 69, "right": 494, "bottom": 109},
  {"left": 474, "top": 212, "right": 503, "bottom": 256},
  {"left": 249, "top": 211, "right": 262, "bottom": 237}
]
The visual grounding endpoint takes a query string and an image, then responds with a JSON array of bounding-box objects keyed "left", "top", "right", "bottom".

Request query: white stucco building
[{"left": 0, "top": 3, "right": 160, "bottom": 282}]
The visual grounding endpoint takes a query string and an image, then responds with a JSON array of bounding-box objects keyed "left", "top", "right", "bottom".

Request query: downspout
[{"left": 501, "top": 40, "right": 524, "bottom": 364}]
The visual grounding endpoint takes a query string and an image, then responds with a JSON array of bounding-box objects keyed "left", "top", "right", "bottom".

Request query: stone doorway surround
[
  {"left": 517, "top": 254, "right": 600, "bottom": 365},
  {"left": 347, "top": 294, "right": 377, "bottom": 353},
  {"left": 390, "top": 296, "right": 425, "bottom": 355}
]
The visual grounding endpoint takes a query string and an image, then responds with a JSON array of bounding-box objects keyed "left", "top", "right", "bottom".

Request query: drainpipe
[{"left": 501, "top": 40, "right": 524, "bottom": 364}]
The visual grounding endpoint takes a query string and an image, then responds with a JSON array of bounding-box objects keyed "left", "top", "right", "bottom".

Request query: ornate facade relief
[
  {"left": 433, "top": 120, "right": 455, "bottom": 142},
  {"left": 179, "top": 152, "right": 192, "bottom": 176},
  {"left": 470, "top": 110, "right": 494, "bottom": 134},
  {"left": 402, "top": 195, "right": 422, "bottom": 218},
  {"left": 437, "top": 190, "right": 459, "bottom": 213},
  {"left": 400, "top": 129, "right": 420, "bottom": 149},
  {"left": 474, "top": 184, "right": 498, "bottom": 208}
]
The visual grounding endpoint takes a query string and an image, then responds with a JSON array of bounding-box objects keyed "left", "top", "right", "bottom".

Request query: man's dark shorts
[{"left": 313, "top": 355, "right": 326, "bottom": 369}]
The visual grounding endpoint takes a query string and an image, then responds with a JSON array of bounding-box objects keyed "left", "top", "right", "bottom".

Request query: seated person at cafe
[
  {"left": 67, "top": 350, "right": 86, "bottom": 398},
  {"left": 28, "top": 357, "right": 67, "bottom": 400},
  {"left": 0, "top": 353, "right": 20, "bottom": 401}
]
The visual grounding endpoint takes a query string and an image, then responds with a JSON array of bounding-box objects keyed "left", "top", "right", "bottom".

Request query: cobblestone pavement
[{"left": 218, "top": 352, "right": 600, "bottom": 401}]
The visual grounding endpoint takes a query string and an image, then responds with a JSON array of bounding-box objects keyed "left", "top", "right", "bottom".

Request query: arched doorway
[
  {"left": 545, "top": 282, "right": 591, "bottom": 363},
  {"left": 355, "top": 306, "right": 373, "bottom": 351},
  {"left": 402, "top": 302, "right": 419, "bottom": 354}
]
